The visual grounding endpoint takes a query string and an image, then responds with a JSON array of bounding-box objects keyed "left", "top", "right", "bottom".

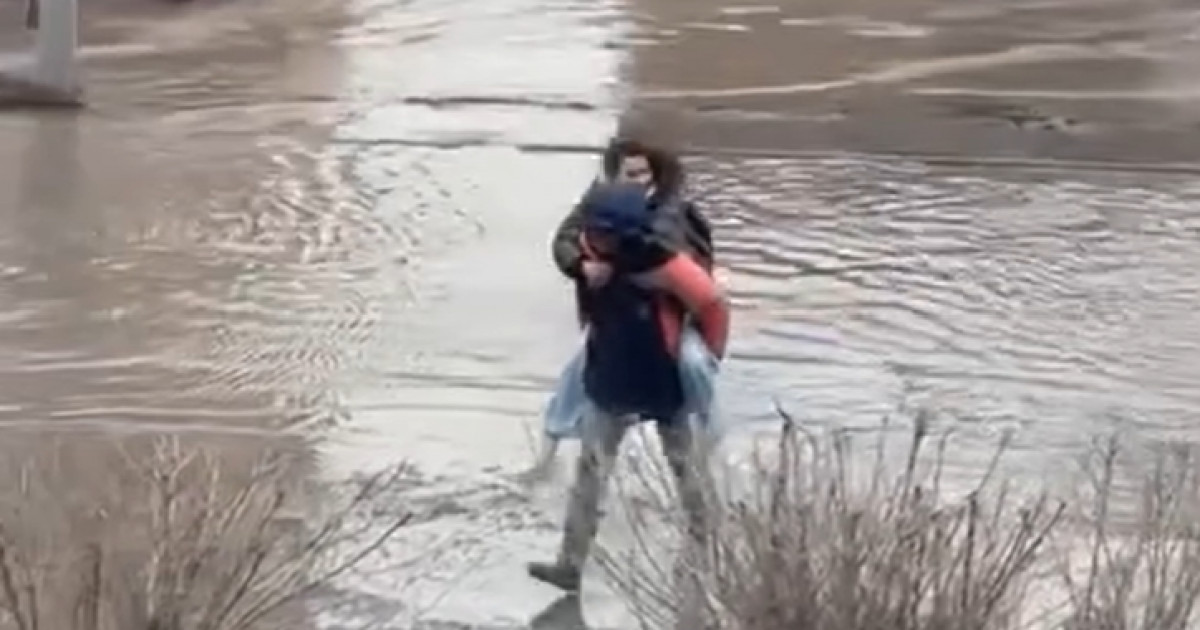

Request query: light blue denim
[{"left": 542, "top": 326, "right": 722, "bottom": 440}]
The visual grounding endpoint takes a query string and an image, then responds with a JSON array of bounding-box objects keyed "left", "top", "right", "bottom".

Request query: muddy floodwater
[{"left": 2, "top": 0, "right": 1200, "bottom": 627}]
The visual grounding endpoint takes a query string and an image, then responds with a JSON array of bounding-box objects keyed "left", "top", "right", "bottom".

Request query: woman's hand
[{"left": 581, "top": 261, "right": 612, "bottom": 288}]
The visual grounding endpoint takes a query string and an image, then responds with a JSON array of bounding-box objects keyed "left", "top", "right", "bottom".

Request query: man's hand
[{"left": 581, "top": 261, "right": 612, "bottom": 288}]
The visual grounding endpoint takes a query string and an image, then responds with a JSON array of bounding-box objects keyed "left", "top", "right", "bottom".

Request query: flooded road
[
  {"left": 2, "top": 0, "right": 1200, "bottom": 627},
  {"left": 624, "top": 0, "right": 1200, "bottom": 164},
  {"left": 620, "top": 0, "right": 1200, "bottom": 486}
]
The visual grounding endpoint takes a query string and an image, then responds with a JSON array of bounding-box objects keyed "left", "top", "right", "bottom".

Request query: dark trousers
[{"left": 555, "top": 405, "right": 709, "bottom": 570}]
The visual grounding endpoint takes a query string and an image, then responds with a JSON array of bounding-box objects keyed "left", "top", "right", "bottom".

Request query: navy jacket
[
  {"left": 574, "top": 182, "right": 717, "bottom": 422},
  {"left": 583, "top": 275, "right": 685, "bottom": 421}
]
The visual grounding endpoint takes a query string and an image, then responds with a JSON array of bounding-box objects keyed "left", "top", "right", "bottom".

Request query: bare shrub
[
  {"left": 1059, "top": 436, "right": 1200, "bottom": 630},
  {"left": 599, "top": 408, "right": 1065, "bottom": 630},
  {"left": 0, "top": 434, "right": 414, "bottom": 630}
]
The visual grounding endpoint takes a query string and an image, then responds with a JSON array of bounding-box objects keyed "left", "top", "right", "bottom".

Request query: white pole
[{"left": 31, "top": 0, "right": 79, "bottom": 96}]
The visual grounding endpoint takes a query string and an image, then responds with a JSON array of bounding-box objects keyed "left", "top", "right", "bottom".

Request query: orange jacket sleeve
[{"left": 653, "top": 254, "right": 730, "bottom": 359}]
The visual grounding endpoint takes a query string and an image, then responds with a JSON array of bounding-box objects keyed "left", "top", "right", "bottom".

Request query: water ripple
[{"left": 683, "top": 154, "right": 1200, "bottom": 442}]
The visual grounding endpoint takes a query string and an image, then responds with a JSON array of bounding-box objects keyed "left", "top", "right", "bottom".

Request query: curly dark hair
[{"left": 600, "top": 137, "right": 685, "bottom": 202}]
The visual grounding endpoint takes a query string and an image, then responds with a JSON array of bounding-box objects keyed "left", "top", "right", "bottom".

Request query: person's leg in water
[
  {"left": 656, "top": 415, "right": 717, "bottom": 629},
  {"left": 527, "top": 410, "right": 710, "bottom": 592},
  {"left": 525, "top": 437, "right": 560, "bottom": 482},
  {"left": 520, "top": 345, "right": 589, "bottom": 484},
  {"left": 656, "top": 416, "right": 710, "bottom": 548},
  {"left": 528, "top": 404, "right": 629, "bottom": 591},
  {"left": 517, "top": 435, "right": 561, "bottom": 488}
]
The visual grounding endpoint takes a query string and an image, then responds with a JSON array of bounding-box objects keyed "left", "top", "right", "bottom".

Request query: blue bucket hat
[{"left": 581, "top": 182, "right": 653, "bottom": 239}]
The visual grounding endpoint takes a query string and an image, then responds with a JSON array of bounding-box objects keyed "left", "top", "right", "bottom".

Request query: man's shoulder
[
  {"left": 680, "top": 199, "right": 709, "bottom": 224},
  {"left": 652, "top": 193, "right": 702, "bottom": 218}
]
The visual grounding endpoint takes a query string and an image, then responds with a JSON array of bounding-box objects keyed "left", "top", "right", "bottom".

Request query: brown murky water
[{"left": 3, "top": 0, "right": 1200, "bottom": 627}]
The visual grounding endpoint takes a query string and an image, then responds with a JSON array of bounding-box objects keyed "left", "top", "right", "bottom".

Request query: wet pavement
[{"left": 2, "top": 0, "right": 1200, "bottom": 628}]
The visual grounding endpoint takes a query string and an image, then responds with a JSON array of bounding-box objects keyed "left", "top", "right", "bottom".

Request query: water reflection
[
  {"left": 0, "top": 2, "right": 356, "bottom": 626},
  {"left": 529, "top": 595, "right": 588, "bottom": 630},
  {"left": 607, "top": 0, "right": 1200, "bottom": 486},
  {"left": 2, "top": 0, "right": 1200, "bottom": 627},
  {"left": 619, "top": 0, "right": 1200, "bottom": 163},
  {"left": 19, "top": 111, "right": 81, "bottom": 217},
  {"left": 322, "top": 0, "right": 1200, "bottom": 625}
]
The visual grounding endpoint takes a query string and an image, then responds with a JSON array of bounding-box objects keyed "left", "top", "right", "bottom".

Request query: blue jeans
[{"left": 542, "top": 326, "right": 722, "bottom": 440}]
